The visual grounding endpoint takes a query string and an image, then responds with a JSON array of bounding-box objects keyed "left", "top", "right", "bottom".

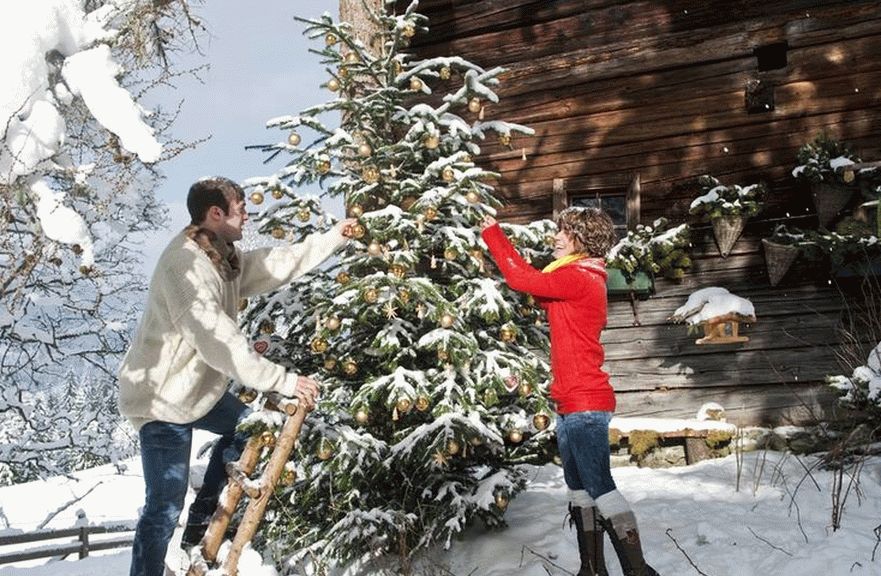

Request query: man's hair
[
  {"left": 556, "top": 206, "right": 617, "bottom": 258},
  {"left": 187, "top": 177, "right": 245, "bottom": 225}
]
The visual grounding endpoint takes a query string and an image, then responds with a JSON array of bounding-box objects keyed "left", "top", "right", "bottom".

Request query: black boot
[
  {"left": 180, "top": 522, "right": 208, "bottom": 550},
  {"left": 570, "top": 505, "right": 609, "bottom": 576},
  {"left": 599, "top": 512, "right": 660, "bottom": 576}
]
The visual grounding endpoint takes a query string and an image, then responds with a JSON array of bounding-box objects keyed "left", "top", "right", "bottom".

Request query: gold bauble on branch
[
  {"left": 296, "top": 208, "right": 311, "bottom": 222},
  {"left": 440, "top": 312, "right": 455, "bottom": 328},
  {"left": 325, "top": 316, "right": 341, "bottom": 331},
  {"left": 354, "top": 407, "right": 369, "bottom": 423},
  {"left": 349, "top": 223, "right": 366, "bottom": 239},
  {"left": 424, "top": 135, "right": 440, "bottom": 149},
  {"left": 280, "top": 467, "right": 297, "bottom": 486},
  {"left": 439, "top": 66, "right": 451, "bottom": 80},
  {"left": 361, "top": 165, "right": 380, "bottom": 184},
  {"left": 409, "top": 77, "right": 424, "bottom": 91},
  {"left": 271, "top": 227, "right": 285, "bottom": 240},
  {"left": 402, "top": 23, "right": 416, "bottom": 38},
  {"left": 260, "top": 430, "right": 276, "bottom": 447},
  {"left": 338, "top": 66, "right": 349, "bottom": 78},
  {"left": 446, "top": 439, "right": 461, "bottom": 455},
  {"left": 335, "top": 271, "right": 351, "bottom": 285},
  {"left": 483, "top": 388, "right": 498, "bottom": 405},
  {"left": 259, "top": 321, "right": 275, "bottom": 335},
  {"left": 498, "top": 133, "right": 512, "bottom": 147},
  {"left": 470, "top": 436, "right": 483, "bottom": 446},
  {"left": 437, "top": 349, "right": 450, "bottom": 361},
  {"left": 287, "top": 131, "right": 301, "bottom": 146},
  {"left": 323, "top": 357, "right": 337, "bottom": 371},
  {"left": 392, "top": 59, "right": 403, "bottom": 75},
  {"left": 465, "top": 190, "right": 480, "bottom": 204},
  {"left": 444, "top": 247, "right": 458, "bottom": 261},
  {"left": 357, "top": 143, "right": 372, "bottom": 158},
  {"left": 238, "top": 388, "right": 258, "bottom": 404},
  {"left": 494, "top": 492, "right": 509, "bottom": 511},
  {"left": 533, "top": 413, "right": 550, "bottom": 431},
  {"left": 367, "top": 240, "right": 383, "bottom": 257},
  {"left": 424, "top": 206, "right": 438, "bottom": 220},
  {"left": 317, "top": 439, "right": 334, "bottom": 461},
  {"left": 343, "top": 360, "right": 359, "bottom": 376},
  {"left": 325, "top": 33, "right": 338, "bottom": 46},
  {"left": 271, "top": 187, "right": 284, "bottom": 200},
  {"left": 349, "top": 204, "right": 364, "bottom": 218},
  {"left": 327, "top": 78, "right": 341, "bottom": 92},
  {"left": 397, "top": 288, "right": 411, "bottom": 303},
  {"left": 389, "top": 263, "right": 407, "bottom": 278},
  {"left": 362, "top": 287, "right": 379, "bottom": 303},
  {"left": 508, "top": 429, "right": 523, "bottom": 444},
  {"left": 310, "top": 337, "right": 329, "bottom": 354},
  {"left": 441, "top": 167, "right": 455, "bottom": 182},
  {"left": 396, "top": 397, "right": 412, "bottom": 413},
  {"left": 518, "top": 382, "right": 533, "bottom": 397},
  {"left": 415, "top": 395, "right": 430, "bottom": 412},
  {"left": 467, "top": 97, "right": 481, "bottom": 113},
  {"left": 249, "top": 191, "right": 264, "bottom": 205},
  {"left": 843, "top": 169, "right": 855, "bottom": 183},
  {"left": 344, "top": 51, "right": 359, "bottom": 64},
  {"left": 316, "top": 159, "right": 332, "bottom": 174},
  {"left": 500, "top": 325, "right": 517, "bottom": 342}
]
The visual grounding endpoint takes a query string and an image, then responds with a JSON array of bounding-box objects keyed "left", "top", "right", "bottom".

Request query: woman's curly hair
[{"left": 556, "top": 207, "right": 617, "bottom": 258}]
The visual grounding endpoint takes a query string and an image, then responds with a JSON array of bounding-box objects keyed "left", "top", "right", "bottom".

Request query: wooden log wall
[{"left": 399, "top": 0, "right": 881, "bottom": 426}]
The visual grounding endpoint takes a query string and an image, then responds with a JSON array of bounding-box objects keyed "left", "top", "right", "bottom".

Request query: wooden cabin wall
[{"left": 400, "top": 0, "right": 881, "bottom": 426}]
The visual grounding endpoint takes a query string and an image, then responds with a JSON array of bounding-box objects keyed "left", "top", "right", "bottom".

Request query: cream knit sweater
[{"left": 118, "top": 226, "right": 347, "bottom": 430}]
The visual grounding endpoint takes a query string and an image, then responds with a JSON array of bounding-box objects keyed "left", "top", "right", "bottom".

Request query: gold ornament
[
  {"left": 327, "top": 78, "right": 341, "bottom": 92},
  {"left": 325, "top": 33, "right": 338, "bottom": 46},
  {"left": 358, "top": 143, "right": 372, "bottom": 157},
  {"left": 467, "top": 97, "right": 481, "bottom": 113},
  {"left": 250, "top": 191, "right": 264, "bottom": 205},
  {"left": 349, "top": 223, "right": 366, "bottom": 239},
  {"left": 533, "top": 413, "right": 550, "bottom": 431},
  {"left": 338, "top": 66, "right": 348, "bottom": 78},
  {"left": 409, "top": 77, "right": 424, "bottom": 91},
  {"left": 280, "top": 467, "right": 297, "bottom": 486},
  {"left": 443, "top": 247, "right": 458, "bottom": 261},
  {"left": 415, "top": 395, "right": 430, "bottom": 412},
  {"left": 238, "top": 388, "right": 257, "bottom": 403},
  {"left": 323, "top": 357, "right": 338, "bottom": 371},
  {"left": 296, "top": 208, "right": 311, "bottom": 222},
  {"left": 367, "top": 240, "right": 383, "bottom": 257},
  {"left": 259, "top": 321, "right": 275, "bottom": 335},
  {"left": 843, "top": 169, "right": 855, "bottom": 183},
  {"left": 392, "top": 60, "right": 403, "bottom": 75},
  {"left": 461, "top": 153, "right": 473, "bottom": 164},
  {"left": 238, "top": 298, "right": 248, "bottom": 312},
  {"left": 396, "top": 397, "right": 412, "bottom": 413},
  {"left": 402, "top": 23, "right": 416, "bottom": 38},
  {"left": 361, "top": 165, "right": 380, "bottom": 184},
  {"left": 500, "top": 325, "right": 517, "bottom": 342},
  {"left": 317, "top": 439, "right": 334, "bottom": 460},
  {"left": 439, "top": 66, "right": 451, "bottom": 80},
  {"left": 494, "top": 492, "right": 509, "bottom": 510},
  {"left": 260, "top": 430, "right": 276, "bottom": 447},
  {"left": 424, "top": 206, "right": 438, "bottom": 220},
  {"left": 310, "top": 337, "right": 329, "bottom": 354},
  {"left": 441, "top": 167, "right": 455, "bottom": 182},
  {"left": 354, "top": 407, "right": 369, "bottom": 423},
  {"left": 389, "top": 263, "right": 407, "bottom": 278},
  {"left": 335, "top": 271, "right": 351, "bottom": 285},
  {"left": 499, "top": 133, "right": 512, "bottom": 146},
  {"left": 349, "top": 204, "right": 364, "bottom": 218},
  {"left": 316, "top": 159, "right": 332, "bottom": 174},
  {"left": 446, "top": 439, "right": 461, "bottom": 455},
  {"left": 518, "top": 382, "right": 533, "bottom": 397},
  {"left": 287, "top": 131, "right": 301, "bottom": 146},
  {"left": 437, "top": 349, "right": 450, "bottom": 361},
  {"left": 325, "top": 316, "right": 341, "bottom": 331},
  {"left": 398, "top": 288, "right": 411, "bottom": 303},
  {"left": 271, "top": 187, "right": 284, "bottom": 200},
  {"left": 424, "top": 135, "right": 440, "bottom": 149},
  {"left": 440, "top": 312, "right": 455, "bottom": 328},
  {"left": 470, "top": 436, "right": 484, "bottom": 446},
  {"left": 508, "top": 429, "right": 523, "bottom": 444},
  {"left": 271, "top": 227, "right": 285, "bottom": 240},
  {"left": 344, "top": 51, "right": 359, "bottom": 64},
  {"left": 343, "top": 360, "right": 359, "bottom": 376},
  {"left": 483, "top": 388, "right": 498, "bottom": 405},
  {"left": 362, "top": 287, "right": 379, "bottom": 303},
  {"left": 465, "top": 190, "right": 480, "bottom": 204}
]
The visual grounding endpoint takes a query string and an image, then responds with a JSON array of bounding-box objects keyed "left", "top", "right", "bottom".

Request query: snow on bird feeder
[{"left": 670, "top": 287, "right": 756, "bottom": 345}]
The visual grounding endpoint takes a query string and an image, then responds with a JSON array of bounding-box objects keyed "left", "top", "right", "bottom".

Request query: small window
[
  {"left": 571, "top": 193, "right": 628, "bottom": 235},
  {"left": 754, "top": 41, "right": 788, "bottom": 72}
]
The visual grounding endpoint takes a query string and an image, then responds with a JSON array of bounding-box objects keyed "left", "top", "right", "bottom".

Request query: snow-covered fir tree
[{"left": 237, "top": 1, "right": 560, "bottom": 568}]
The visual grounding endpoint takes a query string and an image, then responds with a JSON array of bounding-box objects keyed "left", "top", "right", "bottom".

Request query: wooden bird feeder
[{"left": 695, "top": 313, "right": 753, "bottom": 345}]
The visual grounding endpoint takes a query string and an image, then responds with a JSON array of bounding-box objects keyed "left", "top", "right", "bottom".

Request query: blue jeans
[
  {"left": 556, "top": 411, "right": 617, "bottom": 499},
  {"left": 129, "top": 392, "right": 250, "bottom": 576}
]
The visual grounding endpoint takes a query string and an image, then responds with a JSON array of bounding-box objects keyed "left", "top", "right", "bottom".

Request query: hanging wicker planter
[
  {"left": 810, "top": 182, "right": 854, "bottom": 228},
  {"left": 761, "top": 238, "right": 799, "bottom": 287},
  {"left": 711, "top": 215, "right": 746, "bottom": 258}
]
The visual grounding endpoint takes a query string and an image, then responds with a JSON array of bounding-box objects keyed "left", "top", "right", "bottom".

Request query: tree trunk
[{"left": 339, "top": 0, "right": 384, "bottom": 57}]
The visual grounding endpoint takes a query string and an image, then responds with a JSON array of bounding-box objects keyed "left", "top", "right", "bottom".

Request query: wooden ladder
[{"left": 186, "top": 392, "right": 306, "bottom": 576}]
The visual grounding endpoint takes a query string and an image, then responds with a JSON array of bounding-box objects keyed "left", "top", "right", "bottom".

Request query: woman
[{"left": 480, "top": 208, "right": 659, "bottom": 576}]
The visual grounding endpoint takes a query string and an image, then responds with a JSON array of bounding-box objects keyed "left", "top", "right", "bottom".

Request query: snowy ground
[{"left": 1, "top": 432, "right": 880, "bottom": 576}]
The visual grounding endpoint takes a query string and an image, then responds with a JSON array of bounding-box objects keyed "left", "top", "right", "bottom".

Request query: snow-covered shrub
[
  {"left": 606, "top": 217, "right": 691, "bottom": 281},
  {"left": 828, "top": 342, "right": 881, "bottom": 412},
  {"left": 689, "top": 175, "right": 766, "bottom": 221}
]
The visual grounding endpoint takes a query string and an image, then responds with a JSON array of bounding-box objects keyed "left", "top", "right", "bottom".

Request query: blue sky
[{"left": 141, "top": 0, "right": 337, "bottom": 274}]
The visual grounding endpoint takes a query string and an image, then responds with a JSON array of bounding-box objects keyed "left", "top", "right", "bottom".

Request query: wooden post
[
  {"left": 78, "top": 526, "right": 88, "bottom": 559},
  {"left": 222, "top": 404, "right": 307, "bottom": 576},
  {"left": 552, "top": 178, "right": 567, "bottom": 220}
]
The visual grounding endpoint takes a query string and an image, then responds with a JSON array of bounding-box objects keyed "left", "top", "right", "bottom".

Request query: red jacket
[{"left": 481, "top": 223, "right": 615, "bottom": 414}]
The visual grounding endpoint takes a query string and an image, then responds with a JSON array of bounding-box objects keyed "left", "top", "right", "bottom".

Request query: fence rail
[{"left": 0, "top": 524, "right": 134, "bottom": 565}]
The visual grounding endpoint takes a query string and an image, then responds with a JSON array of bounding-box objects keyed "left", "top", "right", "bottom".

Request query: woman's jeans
[
  {"left": 129, "top": 392, "right": 250, "bottom": 576},
  {"left": 556, "top": 410, "right": 617, "bottom": 499}
]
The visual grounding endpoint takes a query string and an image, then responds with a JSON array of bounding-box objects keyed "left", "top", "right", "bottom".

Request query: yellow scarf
[{"left": 542, "top": 253, "right": 585, "bottom": 273}]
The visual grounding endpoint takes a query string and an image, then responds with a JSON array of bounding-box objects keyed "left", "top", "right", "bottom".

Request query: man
[{"left": 118, "top": 176, "right": 354, "bottom": 576}]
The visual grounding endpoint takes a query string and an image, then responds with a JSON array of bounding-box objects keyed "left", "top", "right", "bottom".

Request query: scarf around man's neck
[
  {"left": 542, "top": 253, "right": 585, "bottom": 274},
  {"left": 184, "top": 224, "right": 241, "bottom": 281}
]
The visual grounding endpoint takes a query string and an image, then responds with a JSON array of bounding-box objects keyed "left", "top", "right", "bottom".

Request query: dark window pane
[{"left": 571, "top": 193, "right": 627, "bottom": 228}]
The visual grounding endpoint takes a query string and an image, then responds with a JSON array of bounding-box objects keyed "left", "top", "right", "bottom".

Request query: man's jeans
[
  {"left": 129, "top": 392, "right": 250, "bottom": 576},
  {"left": 556, "top": 410, "right": 617, "bottom": 499}
]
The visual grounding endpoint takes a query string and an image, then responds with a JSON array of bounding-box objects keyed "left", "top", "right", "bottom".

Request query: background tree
[
  {"left": 237, "top": 1, "right": 560, "bottom": 570},
  {"left": 0, "top": 0, "right": 205, "bottom": 482}
]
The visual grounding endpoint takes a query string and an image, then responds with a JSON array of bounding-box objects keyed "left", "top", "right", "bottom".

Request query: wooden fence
[{"left": 0, "top": 524, "right": 134, "bottom": 565}]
